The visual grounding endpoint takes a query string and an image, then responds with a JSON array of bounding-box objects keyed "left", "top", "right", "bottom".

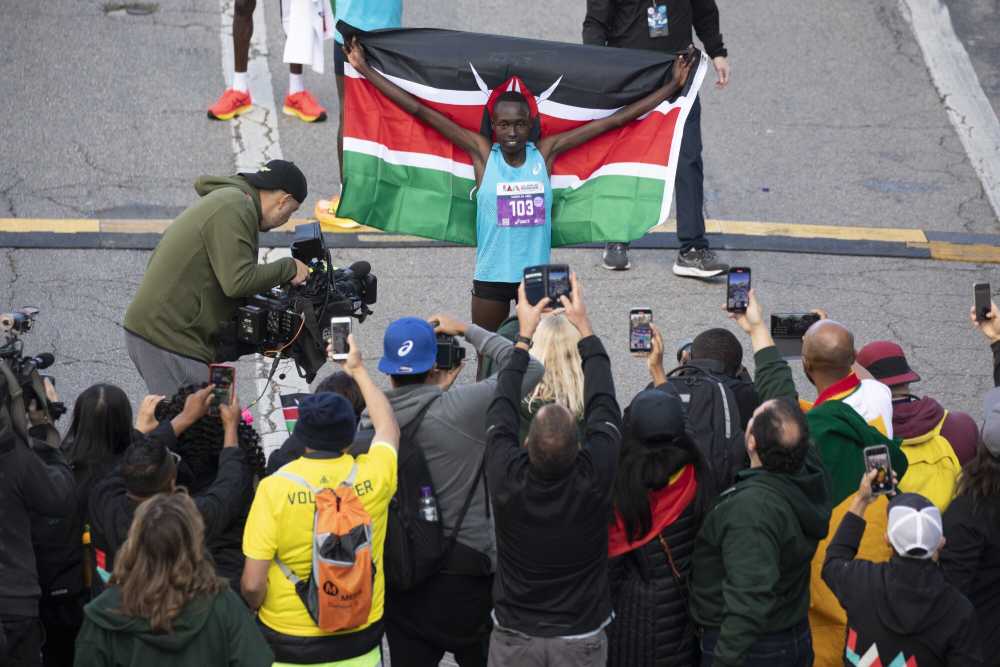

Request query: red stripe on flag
[{"left": 345, "top": 77, "right": 681, "bottom": 178}]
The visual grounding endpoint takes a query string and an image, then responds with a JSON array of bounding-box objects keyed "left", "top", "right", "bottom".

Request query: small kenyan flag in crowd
[{"left": 279, "top": 393, "right": 310, "bottom": 433}]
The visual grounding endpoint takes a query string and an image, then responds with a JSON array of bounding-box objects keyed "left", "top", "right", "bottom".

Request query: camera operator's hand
[
  {"left": 558, "top": 273, "right": 593, "bottom": 338},
  {"left": 331, "top": 334, "right": 365, "bottom": 377},
  {"left": 136, "top": 394, "right": 166, "bottom": 434},
  {"left": 218, "top": 392, "right": 241, "bottom": 448},
  {"left": 727, "top": 288, "right": 774, "bottom": 353},
  {"left": 429, "top": 313, "right": 468, "bottom": 337},
  {"left": 811, "top": 308, "right": 829, "bottom": 320},
  {"left": 290, "top": 259, "right": 310, "bottom": 286},
  {"left": 971, "top": 301, "right": 1000, "bottom": 343},
  {"left": 515, "top": 282, "right": 550, "bottom": 345},
  {"left": 645, "top": 325, "right": 668, "bottom": 387},
  {"left": 27, "top": 398, "right": 50, "bottom": 427},
  {"left": 171, "top": 385, "right": 214, "bottom": 437}
]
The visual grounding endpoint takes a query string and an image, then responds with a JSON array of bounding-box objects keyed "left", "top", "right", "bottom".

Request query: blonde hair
[
  {"left": 112, "top": 491, "right": 226, "bottom": 633},
  {"left": 528, "top": 314, "right": 585, "bottom": 419}
]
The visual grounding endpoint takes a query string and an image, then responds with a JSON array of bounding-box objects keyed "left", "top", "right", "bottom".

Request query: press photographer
[
  {"left": 0, "top": 309, "right": 74, "bottom": 667},
  {"left": 124, "top": 160, "right": 312, "bottom": 395}
]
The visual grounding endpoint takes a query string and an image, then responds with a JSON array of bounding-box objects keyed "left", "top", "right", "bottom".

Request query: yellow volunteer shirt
[{"left": 243, "top": 443, "right": 398, "bottom": 637}]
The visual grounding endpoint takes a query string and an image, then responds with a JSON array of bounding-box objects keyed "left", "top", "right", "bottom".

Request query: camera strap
[{"left": 0, "top": 362, "right": 58, "bottom": 448}]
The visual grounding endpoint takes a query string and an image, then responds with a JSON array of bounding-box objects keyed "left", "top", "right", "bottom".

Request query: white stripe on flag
[
  {"left": 551, "top": 163, "right": 670, "bottom": 189},
  {"left": 344, "top": 137, "right": 476, "bottom": 180},
  {"left": 346, "top": 62, "right": 688, "bottom": 121},
  {"left": 345, "top": 137, "right": 668, "bottom": 190}
]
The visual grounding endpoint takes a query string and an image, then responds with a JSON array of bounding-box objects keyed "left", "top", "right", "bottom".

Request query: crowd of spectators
[{"left": 3, "top": 274, "right": 1000, "bottom": 667}]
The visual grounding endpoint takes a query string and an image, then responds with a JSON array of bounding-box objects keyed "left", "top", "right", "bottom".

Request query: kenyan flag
[{"left": 337, "top": 25, "right": 707, "bottom": 246}]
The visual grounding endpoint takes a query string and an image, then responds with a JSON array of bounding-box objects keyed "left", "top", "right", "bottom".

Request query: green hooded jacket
[
  {"left": 123, "top": 176, "right": 296, "bottom": 363},
  {"left": 689, "top": 445, "right": 832, "bottom": 667},
  {"left": 74, "top": 586, "right": 274, "bottom": 667}
]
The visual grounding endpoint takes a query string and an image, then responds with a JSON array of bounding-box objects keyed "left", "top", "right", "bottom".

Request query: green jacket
[
  {"left": 123, "top": 176, "right": 296, "bottom": 363},
  {"left": 689, "top": 445, "right": 832, "bottom": 667},
  {"left": 74, "top": 586, "right": 274, "bottom": 667}
]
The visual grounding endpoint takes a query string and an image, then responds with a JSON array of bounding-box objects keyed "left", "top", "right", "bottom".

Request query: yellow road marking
[
  {"left": 649, "top": 219, "right": 928, "bottom": 243},
  {"left": 0, "top": 219, "right": 99, "bottom": 233}
]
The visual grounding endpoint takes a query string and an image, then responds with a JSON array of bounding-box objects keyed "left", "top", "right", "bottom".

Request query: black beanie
[
  {"left": 291, "top": 393, "right": 358, "bottom": 452},
  {"left": 627, "top": 388, "right": 687, "bottom": 445}
]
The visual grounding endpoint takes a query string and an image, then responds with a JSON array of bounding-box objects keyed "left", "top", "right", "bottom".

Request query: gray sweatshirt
[{"left": 361, "top": 325, "right": 543, "bottom": 570}]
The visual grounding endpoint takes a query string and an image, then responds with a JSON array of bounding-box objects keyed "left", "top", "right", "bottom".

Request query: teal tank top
[{"left": 474, "top": 143, "right": 552, "bottom": 283}]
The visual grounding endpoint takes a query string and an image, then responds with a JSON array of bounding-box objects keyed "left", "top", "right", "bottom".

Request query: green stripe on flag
[
  {"left": 552, "top": 175, "right": 665, "bottom": 246},
  {"left": 339, "top": 151, "right": 478, "bottom": 245},
  {"left": 339, "top": 150, "right": 667, "bottom": 247}
]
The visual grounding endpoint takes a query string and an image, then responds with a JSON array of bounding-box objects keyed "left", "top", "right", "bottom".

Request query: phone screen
[
  {"left": 727, "top": 268, "right": 751, "bottom": 312},
  {"left": 864, "top": 446, "right": 894, "bottom": 495},
  {"left": 523, "top": 267, "right": 546, "bottom": 306},
  {"left": 209, "top": 365, "right": 235, "bottom": 409},
  {"left": 329, "top": 318, "right": 352, "bottom": 359},
  {"left": 629, "top": 309, "right": 653, "bottom": 353},
  {"left": 975, "top": 283, "right": 991, "bottom": 322},
  {"left": 547, "top": 266, "right": 571, "bottom": 301}
]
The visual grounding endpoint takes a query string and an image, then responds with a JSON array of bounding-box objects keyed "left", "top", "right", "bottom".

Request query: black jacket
[
  {"left": 822, "top": 512, "right": 983, "bottom": 666},
  {"left": 88, "top": 429, "right": 253, "bottom": 594},
  {"left": 607, "top": 501, "right": 699, "bottom": 666},
  {"left": 940, "top": 493, "right": 1000, "bottom": 658},
  {"left": 0, "top": 429, "right": 75, "bottom": 617},
  {"left": 485, "top": 336, "right": 622, "bottom": 637},
  {"left": 583, "top": 0, "right": 727, "bottom": 58}
]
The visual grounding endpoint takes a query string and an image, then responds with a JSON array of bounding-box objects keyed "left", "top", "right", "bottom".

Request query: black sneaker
[
  {"left": 602, "top": 242, "right": 631, "bottom": 270},
  {"left": 672, "top": 247, "right": 729, "bottom": 278}
]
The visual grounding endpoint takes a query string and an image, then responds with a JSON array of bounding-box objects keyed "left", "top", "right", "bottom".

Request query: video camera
[
  {"left": 0, "top": 308, "right": 65, "bottom": 426},
  {"left": 230, "top": 223, "right": 377, "bottom": 382}
]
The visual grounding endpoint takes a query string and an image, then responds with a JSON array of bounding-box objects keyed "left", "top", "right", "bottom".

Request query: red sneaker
[
  {"left": 207, "top": 89, "right": 252, "bottom": 121},
  {"left": 283, "top": 90, "right": 327, "bottom": 123}
]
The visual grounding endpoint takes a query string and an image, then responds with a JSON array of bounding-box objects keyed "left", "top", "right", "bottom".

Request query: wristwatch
[{"left": 515, "top": 335, "right": 533, "bottom": 348}]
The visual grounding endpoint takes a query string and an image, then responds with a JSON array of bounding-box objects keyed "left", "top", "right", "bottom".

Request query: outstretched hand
[
  {"left": 971, "top": 302, "right": 1000, "bottom": 343},
  {"left": 516, "top": 282, "right": 550, "bottom": 340},
  {"left": 343, "top": 37, "right": 368, "bottom": 71},
  {"left": 671, "top": 46, "right": 698, "bottom": 89},
  {"left": 559, "top": 273, "right": 593, "bottom": 338}
]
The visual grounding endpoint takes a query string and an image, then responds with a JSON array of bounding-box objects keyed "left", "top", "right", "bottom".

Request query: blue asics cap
[{"left": 378, "top": 317, "right": 436, "bottom": 375}]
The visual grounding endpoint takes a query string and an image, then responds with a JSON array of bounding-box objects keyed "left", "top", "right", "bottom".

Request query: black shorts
[
  {"left": 472, "top": 280, "right": 519, "bottom": 304},
  {"left": 334, "top": 43, "right": 346, "bottom": 76}
]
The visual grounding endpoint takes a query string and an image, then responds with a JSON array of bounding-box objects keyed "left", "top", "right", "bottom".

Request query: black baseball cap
[{"left": 239, "top": 159, "right": 308, "bottom": 203}]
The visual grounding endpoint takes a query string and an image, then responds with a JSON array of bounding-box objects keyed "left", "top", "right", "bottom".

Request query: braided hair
[{"left": 154, "top": 384, "right": 265, "bottom": 490}]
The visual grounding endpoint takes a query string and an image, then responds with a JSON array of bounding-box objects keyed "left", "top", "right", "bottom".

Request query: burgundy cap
[{"left": 857, "top": 340, "right": 920, "bottom": 387}]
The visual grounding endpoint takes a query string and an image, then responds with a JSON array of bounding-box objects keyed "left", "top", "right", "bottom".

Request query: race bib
[
  {"left": 647, "top": 4, "right": 668, "bottom": 38},
  {"left": 496, "top": 181, "right": 545, "bottom": 227}
]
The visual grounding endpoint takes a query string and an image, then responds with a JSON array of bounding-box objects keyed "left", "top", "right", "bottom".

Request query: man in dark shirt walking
[
  {"left": 485, "top": 274, "right": 622, "bottom": 666},
  {"left": 583, "top": 0, "right": 730, "bottom": 278}
]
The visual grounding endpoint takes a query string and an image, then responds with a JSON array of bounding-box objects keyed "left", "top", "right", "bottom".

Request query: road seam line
[
  {"left": 900, "top": 0, "right": 1000, "bottom": 222},
  {"left": 218, "top": 0, "right": 307, "bottom": 457}
]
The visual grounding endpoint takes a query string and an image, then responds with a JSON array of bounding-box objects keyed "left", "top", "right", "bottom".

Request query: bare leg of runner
[{"left": 234, "top": 0, "right": 255, "bottom": 73}]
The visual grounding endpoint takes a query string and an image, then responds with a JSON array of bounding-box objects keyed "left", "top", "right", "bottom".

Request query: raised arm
[
  {"left": 537, "top": 47, "right": 699, "bottom": 168},
  {"left": 344, "top": 38, "right": 491, "bottom": 179},
  {"left": 332, "top": 334, "right": 400, "bottom": 450}
]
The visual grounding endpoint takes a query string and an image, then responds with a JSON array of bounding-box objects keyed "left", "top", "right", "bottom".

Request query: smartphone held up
[
  {"left": 328, "top": 317, "right": 352, "bottom": 361},
  {"left": 974, "top": 282, "right": 991, "bottom": 322},
  {"left": 863, "top": 445, "right": 895, "bottom": 496},
  {"left": 629, "top": 308, "right": 653, "bottom": 354},
  {"left": 524, "top": 264, "right": 572, "bottom": 306},
  {"left": 726, "top": 267, "right": 751, "bottom": 313},
  {"left": 208, "top": 364, "right": 235, "bottom": 413}
]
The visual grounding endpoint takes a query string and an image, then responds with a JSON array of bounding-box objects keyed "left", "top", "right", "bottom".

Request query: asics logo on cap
[{"left": 398, "top": 340, "right": 414, "bottom": 356}]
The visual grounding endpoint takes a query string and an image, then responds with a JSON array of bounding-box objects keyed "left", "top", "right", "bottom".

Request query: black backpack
[
  {"left": 664, "top": 362, "right": 749, "bottom": 494},
  {"left": 354, "top": 397, "right": 486, "bottom": 592}
]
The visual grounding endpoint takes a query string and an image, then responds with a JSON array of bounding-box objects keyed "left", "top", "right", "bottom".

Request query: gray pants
[
  {"left": 487, "top": 625, "right": 607, "bottom": 667},
  {"left": 125, "top": 330, "right": 209, "bottom": 396}
]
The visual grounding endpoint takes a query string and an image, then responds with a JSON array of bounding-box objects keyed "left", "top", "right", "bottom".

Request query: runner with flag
[{"left": 342, "top": 38, "right": 698, "bottom": 331}]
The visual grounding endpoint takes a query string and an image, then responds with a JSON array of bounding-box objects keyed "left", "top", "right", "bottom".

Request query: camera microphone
[
  {"left": 26, "top": 353, "right": 54, "bottom": 370},
  {"left": 347, "top": 261, "right": 371, "bottom": 278}
]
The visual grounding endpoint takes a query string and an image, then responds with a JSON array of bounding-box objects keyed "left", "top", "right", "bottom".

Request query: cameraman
[
  {"left": 0, "top": 380, "right": 74, "bottom": 667},
  {"left": 124, "top": 160, "right": 311, "bottom": 395}
]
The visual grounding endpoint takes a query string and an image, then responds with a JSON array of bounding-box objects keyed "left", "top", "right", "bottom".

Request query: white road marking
[
  {"left": 219, "top": 0, "right": 308, "bottom": 457},
  {"left": 901, "top": 0, "right": 1000, "bottom": 222}
]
